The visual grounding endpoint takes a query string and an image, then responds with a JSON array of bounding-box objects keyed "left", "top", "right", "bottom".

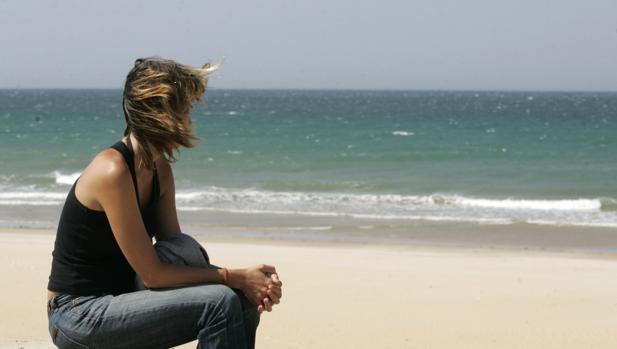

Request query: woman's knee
[
  {"left": 234, "top": 290, "right": 260, "bottom": 330},
  {"left": 243, "top": 305, "right": 260, "bottom": 338},
  {"left": 193, "top": 284, "right": 243, "bottom": 317}
]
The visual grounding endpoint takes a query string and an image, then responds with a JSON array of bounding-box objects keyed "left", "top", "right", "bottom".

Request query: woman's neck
[{"left": 125, "top": 133, "right": 161, "bottom": 169}]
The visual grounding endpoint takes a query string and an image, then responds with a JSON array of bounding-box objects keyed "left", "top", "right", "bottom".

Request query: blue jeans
[{"left": 47, "top": 285, "right": 260, "bottom": 349}]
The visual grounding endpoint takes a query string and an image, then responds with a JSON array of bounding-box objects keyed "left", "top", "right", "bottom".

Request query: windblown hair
[{"left": 122, "top": 57, "right": 219, "bottom": 169}]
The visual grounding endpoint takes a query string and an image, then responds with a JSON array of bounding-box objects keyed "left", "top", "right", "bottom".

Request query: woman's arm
[
  {"left": 152, "top": 160, "right": 182, "bottom": 241},
  {"left": 93, "top": 151, "right": 275, "bottom": 305},
  {"left": 151, "top": 159, "right": 283, "bottom": 310}
]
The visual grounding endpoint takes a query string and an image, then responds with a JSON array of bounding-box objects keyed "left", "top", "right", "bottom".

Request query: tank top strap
[{"left": 110, "top": 140, "right": 142, "bottom": 208}]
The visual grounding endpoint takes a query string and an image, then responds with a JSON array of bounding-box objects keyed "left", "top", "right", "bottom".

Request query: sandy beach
[{"left": 2, "top": 228, "right": 617, "bottom": 348}]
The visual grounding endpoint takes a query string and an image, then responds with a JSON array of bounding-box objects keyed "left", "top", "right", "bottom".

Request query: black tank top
[{"left": 48, "top": 139, "right": 160, "bottom": 295}]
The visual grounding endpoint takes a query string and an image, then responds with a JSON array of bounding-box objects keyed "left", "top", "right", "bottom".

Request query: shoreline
[
  {"left": 3, "top": 203, "right": 616, "bottom": 256},
  {"left": 6, "top": 226, "right": 617, "bottom": 262}
]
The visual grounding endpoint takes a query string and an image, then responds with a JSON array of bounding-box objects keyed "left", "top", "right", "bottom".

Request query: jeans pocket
[
  {"left": 53, "top": 328, "right": 90, "bottom": 349},
  {"left": 49, "top": 294, "right": 76, "bottom": 314}
]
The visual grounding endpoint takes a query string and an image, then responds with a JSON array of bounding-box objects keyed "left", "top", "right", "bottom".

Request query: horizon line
[{"left": 1, "top": 87, "right": 617, "bottom": 94}]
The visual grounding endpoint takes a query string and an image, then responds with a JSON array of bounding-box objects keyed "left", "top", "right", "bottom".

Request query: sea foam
[
  {"left": 174, "top": 188, "right": 617, "bottom": 227},
  {"left": 392, "top": 130, "right": 414, "bottom": 136},
  {"left": 1, "top": 185, "right": 615, "bottom": 228},
  {"left": 53, "top": 171, "right": 81, "bottom": 185},
  {"left": 449, "top": 196, "right": 600, "bottom": 211},
  {"left": 0, "top": 191, "right": 66, "bottom": 206},
  {"left": 175, "top": 189, "right": 607, "bottom": 213}
]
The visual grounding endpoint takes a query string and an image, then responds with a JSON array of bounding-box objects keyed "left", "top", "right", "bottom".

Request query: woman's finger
[
  {"left": 266, "top": 288, "right": 280, "bottom": 304},
  {"left": 268, "top": 286, "right": 282, "bottom": 302},
  {"left": 268, "top": 283, "right": 282, "bottom": 293},
  {"left": 270, "top": 273, "right": 283, "bottom": 287},
  {"left": 259, "top": 264, "right": 277, "bottom": 274},
  {"left": 263, "top": 297, "right": 272, "bottom": 312}
]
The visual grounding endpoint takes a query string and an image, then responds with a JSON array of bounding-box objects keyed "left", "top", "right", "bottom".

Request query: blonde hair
[{"left": 122, "top": 57, "right": 220, "bottom": 169}]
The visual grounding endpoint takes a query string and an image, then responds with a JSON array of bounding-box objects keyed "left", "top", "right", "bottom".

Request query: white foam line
[
  {"left": 177, "top": 206, "right": 617, "bottom": 228},
  {"left": 0, "top": 192, "right": 66, "bottom": 199},
  {"left": 526, "top": 220, "right": 617, "bottom": 229},
  {"left": 0, "top": 200, "right": 62, "bottom": 206},
  {"left": 286, "top": 226, "right": 333, "bottom": 231},
  {"left": 175, "top": 189, "right": 609, "bottom": 212},
  {"left": 178, "top": 206, "right": 344, "bottom": 217},
  {"left": 454, "top": 197, "right": 600, "bottom": 211},
  {"left": 177, "top": 206, "right": 514, "bottom": 224}
]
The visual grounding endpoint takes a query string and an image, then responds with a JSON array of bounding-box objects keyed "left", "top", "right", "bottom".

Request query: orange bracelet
[{"left": 221, "top": 268, "right": 229, "bottom": 285}]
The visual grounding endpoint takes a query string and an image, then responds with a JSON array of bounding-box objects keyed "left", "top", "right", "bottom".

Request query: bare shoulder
[
  {"left": 75, "top": 148, "right": 131, "bottom": 210},
  {"left": 85, "top": 148, "right": 130, "bottom": 184}
]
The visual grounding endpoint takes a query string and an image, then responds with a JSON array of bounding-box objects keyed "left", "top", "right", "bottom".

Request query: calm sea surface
[{"left": 1, "top": 89, "right": 616, "bottom": 228}]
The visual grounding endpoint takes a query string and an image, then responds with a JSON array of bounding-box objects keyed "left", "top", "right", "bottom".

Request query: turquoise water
[{"left": 1, "top": 89, "right": 616, "bottom": 227}]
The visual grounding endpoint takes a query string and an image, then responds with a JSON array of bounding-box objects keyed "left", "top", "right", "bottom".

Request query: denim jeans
[{"left": 47, "top": 284, "right": 260, "bottom": 349}]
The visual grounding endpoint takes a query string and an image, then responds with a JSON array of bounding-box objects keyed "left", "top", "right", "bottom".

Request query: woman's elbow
[
  {"left": 142, "top": 275, "right": 164, "bottom": 289},
  {"left": 139, "top": 264, "right": 165, "bottom": 289}
]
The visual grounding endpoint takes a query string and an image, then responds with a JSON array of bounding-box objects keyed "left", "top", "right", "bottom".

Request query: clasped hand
[{"left": 238, "top": 264, "right": 283, "bottom": 314}]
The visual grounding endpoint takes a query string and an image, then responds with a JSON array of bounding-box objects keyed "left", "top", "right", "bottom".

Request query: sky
[{"left": 1, "top": 0, "right": 616, "bottom": 91}]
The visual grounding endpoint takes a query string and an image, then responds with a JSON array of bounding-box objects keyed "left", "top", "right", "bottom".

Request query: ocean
[{"left": 1, "top": 89, "right": 616, "bottom": 232}]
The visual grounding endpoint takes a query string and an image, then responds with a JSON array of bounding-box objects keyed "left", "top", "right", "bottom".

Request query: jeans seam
[{"left": 55, "top": 327, "right": 90, "bottom": 349}]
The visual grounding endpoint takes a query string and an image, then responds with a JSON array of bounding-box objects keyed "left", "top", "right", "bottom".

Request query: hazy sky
[{"left": 1, "top": 0, "right": 616, "bottom": 90}]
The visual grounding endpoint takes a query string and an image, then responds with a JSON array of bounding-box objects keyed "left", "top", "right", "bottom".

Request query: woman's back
[{"left": 48, "top": 140, "right": 159, "bottom": 295}]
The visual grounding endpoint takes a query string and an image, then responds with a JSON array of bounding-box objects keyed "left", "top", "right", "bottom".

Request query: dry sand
[{"left": 2, "top": 229, "right": 617, "bottom": 348}]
